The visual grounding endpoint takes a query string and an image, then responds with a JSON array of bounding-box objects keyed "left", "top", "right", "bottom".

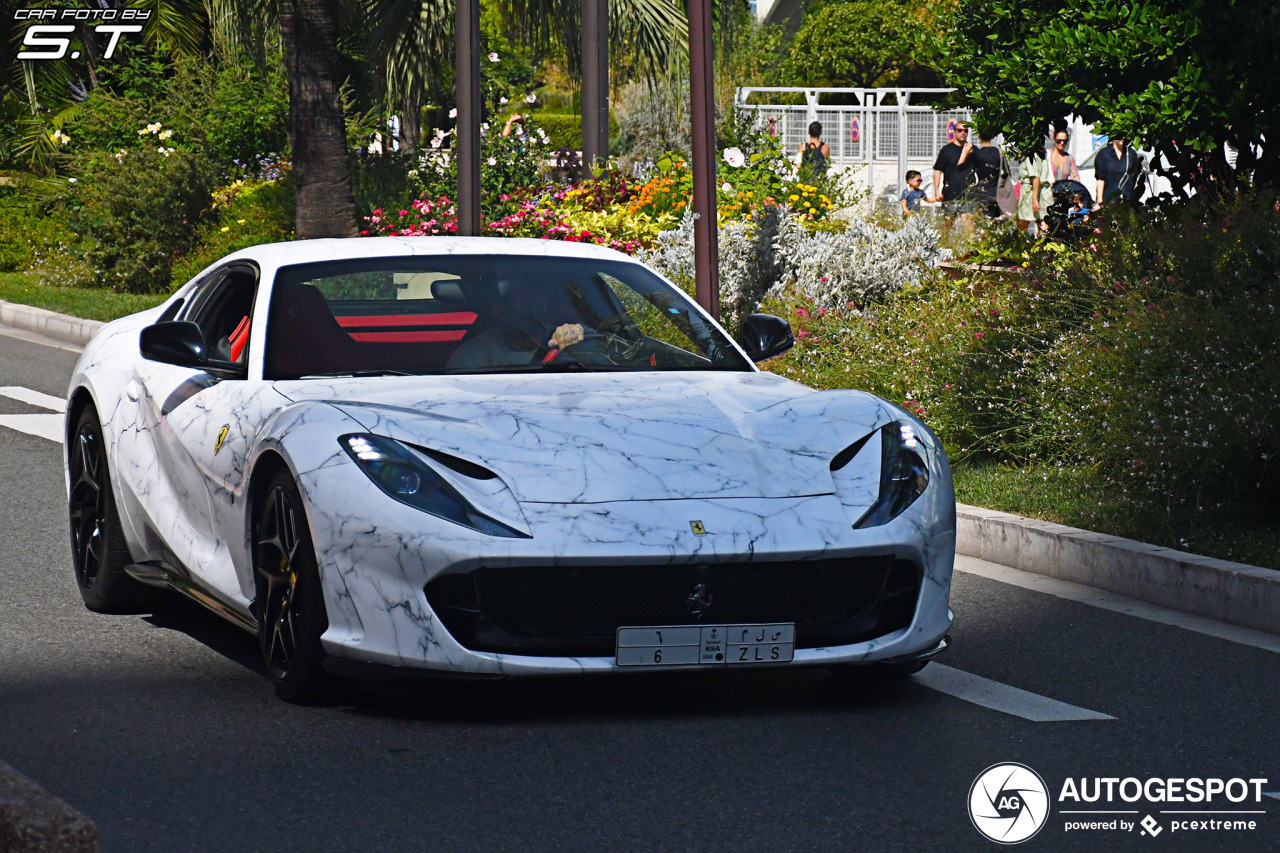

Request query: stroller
[{"left": 1044, "top": 179, "right": 1094, "bottom": 238}]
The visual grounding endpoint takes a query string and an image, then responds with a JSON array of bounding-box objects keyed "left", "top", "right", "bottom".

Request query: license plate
[{"left": 615, "top": 623, "right": 795, "bottom": 667}]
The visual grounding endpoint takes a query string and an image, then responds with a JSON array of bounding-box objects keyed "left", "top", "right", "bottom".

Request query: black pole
[
  {"left": 455, "top": 0, "right": 481, "bottom": 235},
  {"left": 581, "top": 0, "right": 609, "bottom": 172},
  {"left": 688, "top": 0, "right": 718, "bottom": 318}
]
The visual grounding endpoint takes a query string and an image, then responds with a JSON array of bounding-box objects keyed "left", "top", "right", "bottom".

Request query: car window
[
  {"left": 182, "top": 265, "right": 258, "bottom": 367},
  {"left": 263, "top": 255, "right": 751, "bottom": 379}
]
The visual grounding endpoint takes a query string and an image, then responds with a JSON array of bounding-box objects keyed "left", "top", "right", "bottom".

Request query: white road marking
[
  {"left": 0, "top": 414, "right": 63, "bottom": 442},
  {"left": 956, "top": 555, "right": 1280, "bottom": 655},
  {"left": 914, "top": 663, "right": 1115, "bottom": 722},
  {"left": 0, "top": 385, "right": 66, "bottom": 412},
  {"left": 0, "top": 386, "right": 66, "bottom": 442}
]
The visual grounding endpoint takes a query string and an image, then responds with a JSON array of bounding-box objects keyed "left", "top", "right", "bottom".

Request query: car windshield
[{"left": 263, "top": 255, "right": 752, "bottom": 379}]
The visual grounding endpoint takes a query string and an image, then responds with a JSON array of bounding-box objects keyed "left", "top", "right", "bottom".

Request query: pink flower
[
  {"left": 1089, "top": 243, "right": 1098, "bottom": 252},
  {"left": 1093, "top": 227, "right": 1101, "bottom": 234},
  {"left": 399, "top": 210, "right": 409, "bottom": 216},
  {"left": 795, "top": 307, "right": 810, "bottom": 318},
  {"left": 820, "top": 275, "right": 829, "bottom": 282},
  {"left": 816, "top": 308, "right": 826, "bottom": 316},
  {"left": 797, "top": 329, "right": 810, "bottom": 339},
  {"left": 974, "top": 332, "right": 984, "bottom": 339}
]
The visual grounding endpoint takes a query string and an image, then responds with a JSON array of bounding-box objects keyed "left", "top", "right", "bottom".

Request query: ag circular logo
[{"left": 969, "top": 763, "right": 1050, "bottom": 844}]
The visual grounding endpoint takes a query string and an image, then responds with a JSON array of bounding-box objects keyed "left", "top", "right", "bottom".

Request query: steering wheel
[{"left": 553, "top": 331, "right": 642, "bottom": 366}]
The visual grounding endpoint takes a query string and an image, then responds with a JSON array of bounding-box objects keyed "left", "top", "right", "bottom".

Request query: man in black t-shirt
[
  {"left": 932, "top": 122, "right": 977, "bottom": 223},
  {"left": 1093, "top": 138, "right": 1142, "bottom": 205},
  {"left": 971, "top": 128, "right": 1005, "bottom": 218}
]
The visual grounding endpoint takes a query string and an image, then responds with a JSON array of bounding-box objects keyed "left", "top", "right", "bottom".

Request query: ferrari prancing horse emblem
[
  {"left": 690, "top": 520, "right": 707, "bottom": 536},
  {"left": 214, "top": 424, "right": 230, "bottom": 455}
]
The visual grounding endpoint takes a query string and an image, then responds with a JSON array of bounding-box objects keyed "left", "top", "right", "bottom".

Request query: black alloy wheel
[
  {"left": 68, "top": 406, "right": 151, "bottom": 612},
  {"left": 253, "top": 469, "right": 330, "bottom": 703}
]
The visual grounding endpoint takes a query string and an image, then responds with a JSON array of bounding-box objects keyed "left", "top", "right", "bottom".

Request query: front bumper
[{"left": 295, "top": 453, "right": 956, "bottom": 678}]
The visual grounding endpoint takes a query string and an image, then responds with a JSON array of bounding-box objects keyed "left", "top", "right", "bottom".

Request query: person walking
[
  {"left": 972, "top": 128, "right": 1005, "bottom": 218},
  {"left": 1016, "top": 142, "right": 1051, "bottom": 233},
  {"left": 1048, "top": 128, "right": 1082, "bottom": 188},
  {"left": 1093, "top": 137, "right": 1142, "bottom": 206},
  {"left": 798, "top": 121, "right": 830, "bottom": 180},
  {"left": 931, "top": 121, "right": 977, "bottom": 227}
]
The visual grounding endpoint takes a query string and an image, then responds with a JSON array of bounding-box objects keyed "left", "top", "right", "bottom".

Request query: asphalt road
[{"left": 0, "top": 326, "right": 1277, "bottom": 852}]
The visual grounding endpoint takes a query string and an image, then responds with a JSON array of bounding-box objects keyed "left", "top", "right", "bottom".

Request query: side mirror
[
  {"left": 737, "top": 313, "right": 794, "bottom": 362},
  {"left": 140, "top": 321, "right": 207, "bottom": 368}
]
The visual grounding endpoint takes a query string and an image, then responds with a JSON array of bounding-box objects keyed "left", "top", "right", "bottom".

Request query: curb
[
  {"left": 0, "top": 761, "right": 98, "bottom": 853},
  {"left": 0, "top": 301, "right": 103, "bottom": 347},
  {"left": 957, "top": 504, "right": 1280, "bottom": 635}
]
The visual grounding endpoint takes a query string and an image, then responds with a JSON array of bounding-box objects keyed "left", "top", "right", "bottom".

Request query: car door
[{"left": 126, "top": 263, "right": 278, "bottom": 605}]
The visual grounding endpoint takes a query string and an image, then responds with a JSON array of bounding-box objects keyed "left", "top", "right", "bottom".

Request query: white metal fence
[{"left": 734, "top": 87, "right": 971, "bottom": 203}]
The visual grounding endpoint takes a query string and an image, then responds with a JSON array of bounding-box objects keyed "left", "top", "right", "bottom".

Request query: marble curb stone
[
  {"left": 0, "top": 301, "right": 103, "bottom": 347},
  {"left": 957, "top": 504, "right": 1280, "bottom": 635},
  {"left": 0, "top": 761, "right": 98, "bottom": 853}
]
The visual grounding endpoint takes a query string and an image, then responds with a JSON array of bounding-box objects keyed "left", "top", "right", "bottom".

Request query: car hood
[{"left": 274, "top": 371, "right": 895, "bottom": 504}]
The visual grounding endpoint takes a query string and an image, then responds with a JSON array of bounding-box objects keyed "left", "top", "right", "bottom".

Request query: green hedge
[{"left": 531, "top": 113, "right": 620, "bottom": 151}]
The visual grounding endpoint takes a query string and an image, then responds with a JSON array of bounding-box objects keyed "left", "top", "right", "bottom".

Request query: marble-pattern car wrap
[
  {"left": 64, "top": 236, "right": 955, "bottom": 680},
  {"left": 263, "top": 372, "right": 955, "bottom": 675}
]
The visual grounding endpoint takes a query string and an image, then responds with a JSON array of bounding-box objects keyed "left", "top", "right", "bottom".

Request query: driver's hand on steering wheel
[{"left": 548, "top": 323, "right": 585, "bottom": 349}]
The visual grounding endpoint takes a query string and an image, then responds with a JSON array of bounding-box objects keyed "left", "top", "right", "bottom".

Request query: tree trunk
[{"left": 278, "top": 0, "right": 358, "bottom": 238}]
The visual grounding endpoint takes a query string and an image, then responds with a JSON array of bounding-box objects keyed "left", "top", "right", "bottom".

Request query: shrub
[
  {"left": 63, "top": 146, "right": 217, "bottom": 292},
  {"left": 169, "top": 178, "right": 295, "bottom": 286}
]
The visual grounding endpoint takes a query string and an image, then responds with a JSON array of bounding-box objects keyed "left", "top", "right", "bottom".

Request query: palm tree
[{"left": 276, "top": 0, "right": 358, "bottom": 236}]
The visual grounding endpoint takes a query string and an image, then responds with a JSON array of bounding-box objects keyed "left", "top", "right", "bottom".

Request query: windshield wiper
[{"left": 298, "top": 369, "right": 417, "bottom": 378}]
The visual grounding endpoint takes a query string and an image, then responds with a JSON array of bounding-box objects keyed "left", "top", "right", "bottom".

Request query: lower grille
[{"left": 426, "top": 556, "right": 922, "bottom": 657}]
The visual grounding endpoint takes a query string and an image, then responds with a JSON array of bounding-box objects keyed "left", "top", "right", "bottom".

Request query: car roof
[{"left": 222, "top": 236, "right": 637, "bottom": 269}]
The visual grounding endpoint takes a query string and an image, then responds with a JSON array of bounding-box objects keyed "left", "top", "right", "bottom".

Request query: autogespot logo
[{"left": 969, "top": 763, "right": 1051, "bottom": 844}]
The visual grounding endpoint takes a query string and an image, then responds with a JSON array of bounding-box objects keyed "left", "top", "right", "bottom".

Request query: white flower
[
  {"left": 137, "top": 128, "right": 148, "bottom": 136},
  {"left": 433, "top": 127, "right": 446, "bottom": 139},
  {"left": 430, "top": 136, "right": 442, "bottom": 149},
  {"left": 158, "top": 129, "right": 173, "bottom": 140},
  {"left": 488, "top": 52, "right": 499, "bottom": 63},
  {"left": 487, "top": 156, "right": 497, "bottom": 166},
  {"left": 722, "top": 147, "right": 745, "bottom": 168},
  {"left": 721, "top": 182, "right": 734, "bottom": 193},
  {"left": 67, "top": 177, "right": 77, "bottom": 183},
  {"left": 449, "top": 108, "right": 458, "bottom": 118},
  {"left": 525, "top": 93, "right": 536, "bottom": 103},
  {"left": 537, "top": 127, "right": 547, "bottom": 140},
  {"left": 499, "top": 96, "right": 508, "bottom": 105}
]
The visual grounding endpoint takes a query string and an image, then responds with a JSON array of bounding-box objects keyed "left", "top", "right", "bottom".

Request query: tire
[
  {"left": 68, "top": 406, "right": 153, "bottom": 613},
  {"left": 252, "top": 469, "right": 330, "bottom": 704}
]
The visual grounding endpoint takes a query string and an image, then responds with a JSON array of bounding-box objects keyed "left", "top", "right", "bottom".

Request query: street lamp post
[
  {"left": 687, "top": 0, "right": 719, "bottom": 319},
  {"left": 581, "top": 0, "right": 609, "bottom": 172},
  {"left": 455, "top": 0, "right": 482, "bottom": 236}
]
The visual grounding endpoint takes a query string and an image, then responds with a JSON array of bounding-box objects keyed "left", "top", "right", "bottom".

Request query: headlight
[
  {"left": 340, "top": 434, "right": 527, "bottom": 538},
  {"left": 853, "top": 422, "right": 929, "bottom": 528}
]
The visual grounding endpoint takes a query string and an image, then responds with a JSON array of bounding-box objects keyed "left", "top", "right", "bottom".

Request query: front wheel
[
  {"left": 253, "top": 470, "right": 330, "bottom": 704},
  {"left": 68, "top": 406, "right": 152, "bottom": 612}
]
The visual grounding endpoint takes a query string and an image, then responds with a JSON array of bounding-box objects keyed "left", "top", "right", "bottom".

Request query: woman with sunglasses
[{"left": 1049, "top": 130, "right": 1082, "bottom": 186}]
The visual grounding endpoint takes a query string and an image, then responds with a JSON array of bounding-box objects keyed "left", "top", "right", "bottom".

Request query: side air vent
[
  {"left": 411, "top": 444, "right": 498, "bottom": 480},
  {"left": 830, "top": 432, "right": 873, "bottom": 472}
]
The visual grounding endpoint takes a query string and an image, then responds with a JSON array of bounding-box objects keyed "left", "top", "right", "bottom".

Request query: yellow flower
[
  {"left": 237, "top": 219, "right": 246, "bottom": 224},
  {"left": 788, "top": 194, "right": 799, "bottom": 202},
  {"left": 220, "top": 226, "right": 230, "bottom": 233}
]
